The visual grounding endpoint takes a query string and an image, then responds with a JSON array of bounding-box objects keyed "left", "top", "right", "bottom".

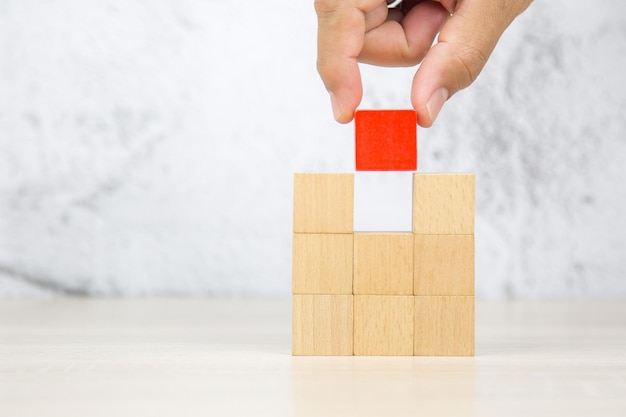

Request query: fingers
[
  {"left": 365, "top": 1, "right": 390, "bottom": 30},
  {"left": 315, "top": 0, "right": 446, "bottom": 123},
  {"left": 316, "top": 0, "right": 533, "bottom": 125},
  {"left": 315, "top": 1, "right": 374, "bottom": 123},
  {"left": 411, "top": 0, "right": 533, "bottom": 127},
  {"left": 359, "top": 1, "right": 448, "bottom": 67}
]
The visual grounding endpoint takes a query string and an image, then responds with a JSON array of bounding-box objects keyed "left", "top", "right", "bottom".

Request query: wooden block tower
[{"left": 292, "top": 110, "right": 475, "bottom": 356}]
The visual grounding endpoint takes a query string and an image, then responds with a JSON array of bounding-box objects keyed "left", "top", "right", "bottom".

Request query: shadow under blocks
[{"left": 292, "top": 109, "right": 475, "bottom": 356}]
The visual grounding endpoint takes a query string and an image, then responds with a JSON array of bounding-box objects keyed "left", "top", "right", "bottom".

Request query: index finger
[{"left": 315, "top": 1, "right": 381, "bottom": 123}]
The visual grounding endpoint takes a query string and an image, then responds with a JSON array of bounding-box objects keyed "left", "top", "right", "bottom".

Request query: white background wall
[{"left": 1, "top": 0, "right": 625, "bottom": 298}]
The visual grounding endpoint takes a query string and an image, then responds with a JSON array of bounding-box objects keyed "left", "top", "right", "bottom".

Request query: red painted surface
[{"left": 355, "top": 110, "right": 417, "bottom": 171}]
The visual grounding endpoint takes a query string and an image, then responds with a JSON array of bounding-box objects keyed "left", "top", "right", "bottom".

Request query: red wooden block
[{"left": 355, "top": 110, "right": 417, "bottom": 171}]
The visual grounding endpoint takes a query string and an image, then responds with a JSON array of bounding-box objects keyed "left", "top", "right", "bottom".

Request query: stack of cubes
[{"left": 292, "top": 110, "right": 475, "bottom": 356}]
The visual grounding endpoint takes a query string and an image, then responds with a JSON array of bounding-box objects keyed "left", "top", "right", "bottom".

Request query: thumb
[{"left": 412, "top": 0, "right": 531, "bottom": 127}]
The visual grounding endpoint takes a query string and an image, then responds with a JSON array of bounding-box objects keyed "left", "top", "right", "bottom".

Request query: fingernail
[
  {"left": 330, "top": 92, "right": 342, "bottom": 121},
  {"left": 426, "top": 87, "right": 449, "bottom": 124}
]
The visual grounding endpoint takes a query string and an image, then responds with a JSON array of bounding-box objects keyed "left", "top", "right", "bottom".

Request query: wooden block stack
[
  {"left": 292, "top": 110, "right": 475, "bottom": 356},
  {"left": 412, "top": 174, "right": 475, "bottom": 356},
  {"left": 292, "top": 173, "right": 354, "bottom": 355}
]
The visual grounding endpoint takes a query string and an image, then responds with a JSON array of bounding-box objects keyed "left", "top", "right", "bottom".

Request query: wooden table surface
[{"left": 1, "top": 298, "right": 625, "bottom": 416}]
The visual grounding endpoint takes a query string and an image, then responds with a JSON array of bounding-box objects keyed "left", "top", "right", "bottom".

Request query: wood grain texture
[
  {"left": 292, "top": 294, "right": 353, "bottom": 356},
  {"left": 412, "top": 174, "right": 475, "bottom": 235},
  {"left": 354, "top": 233, "right": 413, "bottom": 295},
  {"left": 354, "top": 295, "right": 414, "bottom": 356},
  {"left": 414, "top": 296, "right": 474, "bottom": 356},
  {"left": 414, "top": 234, "right": 474, "bottom": 296},
  {"left": 293, "top": 173, "right": 354, "bottom": 233},
  {"left": 292, "top": 233, "right": 353, "bottom": 294}
]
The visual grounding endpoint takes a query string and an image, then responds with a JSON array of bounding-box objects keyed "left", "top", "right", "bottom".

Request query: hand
[{"left": 315, "top": 0, "right": 533, "bottom": 126}]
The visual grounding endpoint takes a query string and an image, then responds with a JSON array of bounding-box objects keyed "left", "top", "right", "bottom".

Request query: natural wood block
[
  {"left": 293, "top": 173, "right": 354, "bottom": 233},
  {"left": 292, "top": 294, "right": 353, "bottom": 356},
  {"left": 414, "top": 296, "right": 474, "bottom": 356},
  {"left": 414, "top": 235, "right": 474, "bottom": 296},
  {"left": 355, "top": 110, "right": 417, "bottom": 171},
  {"left": 354, "top": 295, "right": 414, "bottom": 356},
  {"left": 354, "top": 233, "right": 413, "bottom": 295},
  {"left": 292, "top": 233, "right": 353, "bottom": 294},
  {"left": 412, "top": 174, "right": 475, "bottom": 234}
]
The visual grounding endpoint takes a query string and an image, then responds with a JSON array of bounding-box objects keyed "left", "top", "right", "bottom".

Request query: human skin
[{"left": 315, "top": 0, "right": 533, "bottom": 126}]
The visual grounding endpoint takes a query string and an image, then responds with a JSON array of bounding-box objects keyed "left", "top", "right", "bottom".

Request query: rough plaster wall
[{"left": 0, "top": 1, "right": 625, "bottom": 298}]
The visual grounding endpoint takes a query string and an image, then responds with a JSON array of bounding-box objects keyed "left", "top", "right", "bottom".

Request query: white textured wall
[{"left": 1, "top": 1, "right": 625, "bottom": 298}]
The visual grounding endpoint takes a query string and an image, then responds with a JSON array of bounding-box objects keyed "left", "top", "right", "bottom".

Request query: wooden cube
[
  {"left": 412, "top": 174, "right": 474, "bottom": 234},
  {"left": 354, "top": 295, "right": 414, "bottom": 356},
  {"left": 354, "top": 233, "right": 413, "bottom": 295},
  {"left": 414, "top": 296, "right": 474, "bottom": 356},
  {"left": 292, "top": 233, "right": 353, "bottom": 294},
  {"left": 293, "top": 173, "right": 354, "bottom": 233},
  {"left": 414, "top": 235, "right": 474, "bottom": 296},
  {"left": 293, "top": 294, "right": 353, "bottom": 355},
  {"left": 355, "top": 110, "right": 417, "bottom": 171}
]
